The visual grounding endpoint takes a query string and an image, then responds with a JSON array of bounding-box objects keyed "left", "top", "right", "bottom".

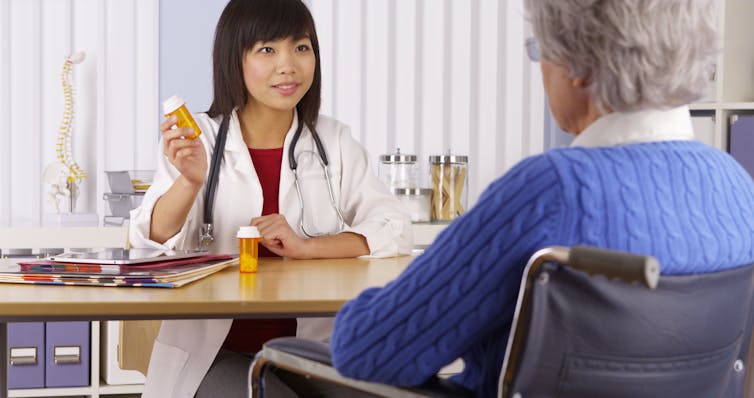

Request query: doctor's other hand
[
  {"left": 160, "top": 115, "right": 207, "bottom": 187},
  {"left": 251, "top": 214, "right": 311, "bottom": 259}
]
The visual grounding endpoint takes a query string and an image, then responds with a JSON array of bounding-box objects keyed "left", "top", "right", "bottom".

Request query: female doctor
[{"left": 128, "top": 0, "right": 412, "bottom": 396}]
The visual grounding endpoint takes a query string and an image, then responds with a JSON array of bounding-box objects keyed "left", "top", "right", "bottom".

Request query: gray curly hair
[{"left": 524, "top": 0, "right": 719, "bottom": 112}]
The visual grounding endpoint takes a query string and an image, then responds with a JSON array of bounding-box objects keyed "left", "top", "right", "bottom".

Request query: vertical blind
[
  {"left": 0, "top": 0, "right": 159, "bottom": 228},
  {"left": 0, "top": 0, "right": 544, "bottom": 228},
  {"left": 308, "top": 0, "right": 545, "bottom": 206}
]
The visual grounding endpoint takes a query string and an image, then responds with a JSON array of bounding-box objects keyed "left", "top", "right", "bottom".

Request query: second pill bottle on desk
[
  {"left": 163, "top": 95, "right": 201, "bottom": 139},
  {"left": 237, "top": 226, "right": 261, "bottom": 273}
]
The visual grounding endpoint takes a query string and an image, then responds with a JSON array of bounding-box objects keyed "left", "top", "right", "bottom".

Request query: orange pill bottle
[
  {"left": 237, "top": 226, "right": 261, "bottom": 273},
  {"left": 163, "top": 95, "right": 201, "bottom": 139}
]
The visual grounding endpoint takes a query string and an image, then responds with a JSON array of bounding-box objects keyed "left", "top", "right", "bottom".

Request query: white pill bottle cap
[
  {"left": 163, "top": 95, "right": 186, "bottom": 114},
  {"left": 237, "top": 226, "right": 261, "bottom": 238}
]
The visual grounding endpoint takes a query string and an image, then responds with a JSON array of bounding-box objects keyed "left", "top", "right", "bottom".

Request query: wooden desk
[{"left": 0, "top": 255, "right": 414, "bottom": 397}]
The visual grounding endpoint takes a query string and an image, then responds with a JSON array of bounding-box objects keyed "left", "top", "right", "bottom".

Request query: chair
[{"left": 249, "top": 246, "right": 754, "bottom": 398}]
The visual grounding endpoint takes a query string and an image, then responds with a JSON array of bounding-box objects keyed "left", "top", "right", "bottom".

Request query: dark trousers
[{"left": 195, "top": 349, "right": 253, "bottom": 398}]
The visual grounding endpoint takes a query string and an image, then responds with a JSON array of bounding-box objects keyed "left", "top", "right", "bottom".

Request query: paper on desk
[{"left": 0, "top": 255, "right": 237, "bottom": 288}]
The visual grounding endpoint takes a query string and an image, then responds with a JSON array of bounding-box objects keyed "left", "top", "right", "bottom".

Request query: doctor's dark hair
[{"left": 207, "top": 0, "right": 321, "bottom": 132}]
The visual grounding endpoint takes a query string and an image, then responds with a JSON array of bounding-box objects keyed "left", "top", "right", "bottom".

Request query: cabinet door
[
  {"left": 729, "top": 115, "right": 754, "bottom": 179},
  {"left": 101, "top": 320, "right": 147, "bottom": 385}
]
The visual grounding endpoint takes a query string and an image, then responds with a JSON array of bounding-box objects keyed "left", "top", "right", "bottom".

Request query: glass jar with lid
[
  {"left": 378, "top": 149, "right": 420, "bottom": 190},
  {"left": 429, "top": 153, "right": 468, "bottom": 221},
  {"left": 391, "top": 187, "right": 432, "bottom": 222}
]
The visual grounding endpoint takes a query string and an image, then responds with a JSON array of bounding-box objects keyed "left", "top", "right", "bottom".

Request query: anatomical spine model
[{"left": 43, "top": 52, "right": 88, "bottom": 213}]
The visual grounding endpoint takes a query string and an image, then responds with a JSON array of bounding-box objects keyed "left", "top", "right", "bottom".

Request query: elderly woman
[{"left": 327, "top": 0, "right": 754, "bottom": 397}]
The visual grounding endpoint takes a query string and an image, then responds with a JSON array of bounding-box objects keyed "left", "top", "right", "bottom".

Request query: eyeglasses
[{"left": 525, "top": 37, "right": 541, "bottom": 62}]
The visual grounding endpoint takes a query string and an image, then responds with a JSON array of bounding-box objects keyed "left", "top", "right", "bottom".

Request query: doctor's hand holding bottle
[
  {"left": 150, "top": 114, "right": 208, "bottom": 243},
  {"left": 159, "top": 115, "right": 207, "bottom": 187}
]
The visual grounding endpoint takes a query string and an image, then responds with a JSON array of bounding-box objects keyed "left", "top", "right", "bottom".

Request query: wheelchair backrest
[{"left": 502, "top": 257, "right": 754, "bottom": 398}]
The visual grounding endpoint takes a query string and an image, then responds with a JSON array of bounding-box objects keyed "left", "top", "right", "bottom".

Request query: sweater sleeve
[{"left": 330, "top": 154, "right": 563, "bottom": 386}]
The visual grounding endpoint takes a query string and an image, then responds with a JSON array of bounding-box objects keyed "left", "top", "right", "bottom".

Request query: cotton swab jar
[{"left": 429, "top": 153, "right": 468, "bottom": 221}]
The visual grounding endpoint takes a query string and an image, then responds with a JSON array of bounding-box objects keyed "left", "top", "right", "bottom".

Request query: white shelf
[
  {"left": 692, "top": 102, "right": 754, "bottom": 111},
  {"left": 689, "top": 102, "right": 718, "bottom": 111},
  {"left": 7, "top": 321, "right": 145, "bottom": 398},
  {"left": 697, "top": 1, "right": 754, "bottom": 151},
  {"left": 9, "top": 386, "right": 94, "bottom": 398},
  {"left": 721, "top": 102, "right": 754, "bottom": 110},
  {"left": 0, "top": 227, "right": 128, "bottom": 251},
  {"left": 11, "top": 380, "right": 144, "bottom": 398},
  {"left": 0, "top": 223, "right": 448, "bottom": 251},
  {"left": 96, "top": 382, "right": 143, "bottom": 395},
  {"left": 720, "top": 0, "right": 754, "bottom": 104},
  {"left": 412, "top": 222, "right": 449, "bottom": 246}
]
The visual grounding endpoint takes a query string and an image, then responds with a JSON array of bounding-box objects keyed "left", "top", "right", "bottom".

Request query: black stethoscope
[{"left": 199, "top": 114, "right": 345, "bottom": 249}]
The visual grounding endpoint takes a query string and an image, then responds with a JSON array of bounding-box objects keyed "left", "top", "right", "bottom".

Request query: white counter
[{"left": 0, "top": 223, "right": 449, "bottom": 251}]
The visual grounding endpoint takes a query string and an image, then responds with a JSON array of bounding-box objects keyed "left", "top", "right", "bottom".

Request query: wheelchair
[{"left": 250, "top": 246, "right": 754, "bottom": 398}]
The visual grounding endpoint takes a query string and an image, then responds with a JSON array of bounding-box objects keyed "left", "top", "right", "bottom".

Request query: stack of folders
[{"left": 0, "top": 254, "right": 236, "bottom": 288}]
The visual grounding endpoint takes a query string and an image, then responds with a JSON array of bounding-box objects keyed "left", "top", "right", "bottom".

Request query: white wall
[
  {"left": 309, "top": 0, "right": 544, "bottom": 203},
  {"left": 0, "top": 0, "right": 544, "bottom": 229},
  {"left": 159, "top": 0, "right": 225, "bottom": 114}
]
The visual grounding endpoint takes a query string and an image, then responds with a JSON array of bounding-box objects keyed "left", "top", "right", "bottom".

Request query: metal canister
[
  {"left": 378, "top": 149, "right": 420, "bottom": 190},
  {"left": 391, "top": 187, "right": 432, "bottom": 222},
  {"left": 429, "top": 153, "right": 468, "bottom": 221}
]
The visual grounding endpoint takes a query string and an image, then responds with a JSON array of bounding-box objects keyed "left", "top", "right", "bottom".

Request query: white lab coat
[{"left": 129, "top": 110, "right": 412, "bottom": 398}]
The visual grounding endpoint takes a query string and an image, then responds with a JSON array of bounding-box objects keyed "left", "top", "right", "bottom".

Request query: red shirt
[{"left": 222, "top": 147, "right": 296, "bottom": 353}]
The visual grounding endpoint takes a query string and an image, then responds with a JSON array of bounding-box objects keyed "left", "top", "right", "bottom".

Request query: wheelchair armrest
[
  {"left": 254, "top": 337, "right": 473, "bottom": 398},
  {"left": 570, "top": 245, "right": 660, "bottom": 289},
  {"left": 263, "top": 337, "right": 333, "bottom": 365}
]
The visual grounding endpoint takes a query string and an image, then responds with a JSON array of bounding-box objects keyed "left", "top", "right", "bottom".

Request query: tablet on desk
[{"left": 48, "top": 248, "right": 209, "bottom": 265}]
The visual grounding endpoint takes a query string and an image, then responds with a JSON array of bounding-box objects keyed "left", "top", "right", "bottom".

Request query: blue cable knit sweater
[{"left": 330, "top": 141, "right": 754, "bottom": 397}]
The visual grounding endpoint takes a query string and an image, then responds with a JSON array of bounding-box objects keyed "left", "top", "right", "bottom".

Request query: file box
[
  {"left": 45, "top": 322, "right": 90, "bottom": 387},
  {"left": 7, "top": 322, "right": 45, "bottom": 389}
]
